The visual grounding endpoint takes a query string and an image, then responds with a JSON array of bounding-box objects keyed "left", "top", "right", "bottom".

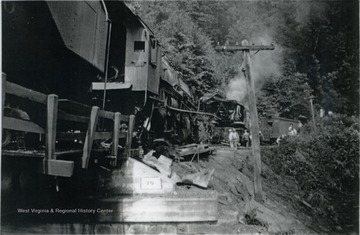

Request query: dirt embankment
[{"left": 173, "top": 146, "right": 319, "bottom": 234}]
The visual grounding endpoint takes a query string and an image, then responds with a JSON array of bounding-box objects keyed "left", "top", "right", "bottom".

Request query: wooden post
[
  {"left": 243, "top": 50, "right": 263, "bottom": 202},
  {"left": 124, "top": 115, "right": 135, "bottom": 159},
  {"left": 309, "top": 96, "right": 317, "bottom": 132},
  {"left": 82, "top": 106, "right": 100, "bottom": 169},
  {"left": 46, "top": 94, "right": 58, "bottom": 160},
  {"left": 112, "top": 112, "right": 121, "bottom": 165},
  {"left": 215, "top": 41, "right": 275, "bottom": 203}
]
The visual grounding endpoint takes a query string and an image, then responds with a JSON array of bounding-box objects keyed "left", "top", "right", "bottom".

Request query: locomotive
[
  {"left": 2, "top": 0, "right": 203, "bottom": 155},
  {"left": 198, "top": 93, "right": 249, "bottom": 144}
]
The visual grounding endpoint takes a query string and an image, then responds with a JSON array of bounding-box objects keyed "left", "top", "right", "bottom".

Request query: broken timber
[{"left": 175, "top": 144, "right": 212, "bottom": 162}]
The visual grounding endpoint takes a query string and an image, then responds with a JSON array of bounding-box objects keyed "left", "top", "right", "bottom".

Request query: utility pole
[
  {"left": 215, "top": 40, "right": 275, "bottom": 202},
  {"left": 306, "top": 96, "right": 317, "bottom": 132}
]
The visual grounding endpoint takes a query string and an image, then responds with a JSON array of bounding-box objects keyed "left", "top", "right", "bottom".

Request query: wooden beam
[
  {"left": 58, "top": 99, "right": 91, "bottom": 115},
  {"left": 5, "top": 81, "right": 47, "bottom": 104},
  {"left": 124, "top": 115, "right": 135, "bottom": 159},
  {"left": 38, "top": 159, "right": 74, "bottom": 177},
  {"left": 56, "top": 132, "right": 86, "bottom": 141},
  {"left": 98, "top": 110, "right": 114, "bottom": 119},
  {"left": 118, "top": 132, "right": 127, "bottom": 139},
  {"left": 82, "top": 106, "right": 99, "bottom": 169},
  {"left": 46, "top": 94, "right": 58, "bottom": 160},
  {"left": 120, "top": 114, "right": 130, "bottom": 122},
  {"left": 175, "top": 144, "right": 212, "bottom": 157},
  {"left": 57, "top": 110, "right": 89, "bottom": 123},
  {"left": 2, "top": 150, "right": 44, "bottom": 158},
  {"left": 2, "top": 149, "right": 82, "bottom": 158},
  {"left": 94, "top": 131, "right": 112, "bottom": 140},
  {"left": 112, "top": 112, "right": 121, "bottom": 165},
  {"left": 2, "top": 117, "right": 45, "bottom": 134}
]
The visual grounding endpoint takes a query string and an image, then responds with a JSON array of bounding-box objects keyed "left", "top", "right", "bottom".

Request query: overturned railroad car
[{"left": 3, "top": 0, "right": 200, "bottom": 147}]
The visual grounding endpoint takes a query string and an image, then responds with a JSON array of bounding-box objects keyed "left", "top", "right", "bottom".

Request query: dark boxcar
[{"left": 260, "top": 116, "right": 300, "bottom": 143}]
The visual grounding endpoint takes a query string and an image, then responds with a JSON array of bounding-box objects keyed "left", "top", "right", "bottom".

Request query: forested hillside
[{"left": 127, "top": 0, "right": 358, "bottom": 119}]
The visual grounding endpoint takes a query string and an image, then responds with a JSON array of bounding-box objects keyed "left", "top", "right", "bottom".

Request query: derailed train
[{"left": 2, "top": 0, "right": 204, "bottom": 154}]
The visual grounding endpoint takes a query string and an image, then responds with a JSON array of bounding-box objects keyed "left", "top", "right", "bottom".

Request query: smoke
[
  {"left": 227, "top": 76, "right": 247, "bottom": 103},
  {"left": 226, "top": 34, "right": 283, "bottom": 104}
]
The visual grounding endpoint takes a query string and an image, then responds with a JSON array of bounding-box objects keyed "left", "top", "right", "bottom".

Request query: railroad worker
[
  {"left": 288, "top": 124, "right": 297, "bottom": 136},
  {"left": 242, "top": 130, "right": 250, "bottom": 148},
  {"left": 228, "top": 128, "right": 238, "bottom": 149},
  {"left": 249, "top": 132, "right": 252, "bottom": 146},
  {"left": 259, "top": 131, "right": 265, "bottom": 145},
  {"left": 233, "top": 129, "right": 240, "bottom": 149},
  {"left": 297, "top": 120, "right": 303, "bottom": 134},
  {"left": 228, "top": 128, "right": 234, "bottom": 149}
]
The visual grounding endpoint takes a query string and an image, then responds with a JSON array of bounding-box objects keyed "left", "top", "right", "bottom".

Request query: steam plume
[{"left": 226, "top": 34, "right": 283, "bottom": 104}]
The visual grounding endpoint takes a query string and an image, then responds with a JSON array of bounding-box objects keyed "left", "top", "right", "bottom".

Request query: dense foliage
[
  {"left": 129, "top": 0, "right": 358, "bottom": 118},
  {"left": 262, "top": 114, "right": 359, "bottom": 230}
]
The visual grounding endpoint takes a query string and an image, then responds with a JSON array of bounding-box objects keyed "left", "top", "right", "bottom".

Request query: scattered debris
[
  {"left": 181, "top": 168, "right": 215, "bottom": 189},
  {"left": 142, "top": 150, "right": 172, "bottom": 177}
]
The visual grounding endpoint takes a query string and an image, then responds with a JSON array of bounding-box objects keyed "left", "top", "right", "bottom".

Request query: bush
[{"left": 262, "top": 114, "right": 359, "bottom": 229}]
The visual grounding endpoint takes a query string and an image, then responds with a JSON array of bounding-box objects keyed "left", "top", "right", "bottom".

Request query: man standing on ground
[{"left": 242, "top": 130, "right": 250, "bottom": 148}]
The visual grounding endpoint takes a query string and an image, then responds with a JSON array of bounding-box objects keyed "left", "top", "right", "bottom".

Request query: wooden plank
[
  {"left": 94, "top": 131, "right": 112, "bottom": 140},
  {"left": 98, "top": 110, "right": 114, "bottom": 119},
  {"left": 5, "top": 81, "right": 47, "bottom": 104},
  {"left": 124, "top": 115, "right": 135, "bottom": 159},
  {"left": 46, "top": 94, "right": 58, "bottom": 160},
  {"left": 95, "top": 192, "right": 218, "bottom": 222},
  {"left": 82, "top": 106, "right": 99, "bottom": 169},
  {"left": 57, "top": 110, "right": 89, "bottom": 123},
  {"left": 119, "top": 132, "right": 127, "bottom": 138},
  {"left": 38, "top": 159, "right": 74, "bottom": 177},
  {"left": 176, "top": 144, "right": 211, "bottom": 157},
  {"left": 2, "top": 149, "right": 82, "bottom": 158},
  {"left": 181, "top": 168, "right": 215, "bottom": 188},
  {"left": 2, "top": 116, "right": 45, "bottom": 134},
  {"left": 58, "top": 99, "right": 91, "bottom": 115},
  {"left": 112, "top": 112, "right": 121, "bottom": 165},
  {"left": 2, "top": 150, "right": 44, "bottom": 158},
  {"left": 55, "top": 149, "right": 83, "bottom": 156},
  {"left": 57, "top": 132, "right": 86, "bottom": 141},
  {"left": 92, "top": 82, "right": 132, "bottom": 90},
  {"left": 120, "top": 114, "right": 130, "bottom": 122}
]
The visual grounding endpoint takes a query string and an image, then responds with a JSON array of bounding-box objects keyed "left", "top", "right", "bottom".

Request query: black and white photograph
[{"left": 1, "top": 0, "right": 359, "bottom": 234}]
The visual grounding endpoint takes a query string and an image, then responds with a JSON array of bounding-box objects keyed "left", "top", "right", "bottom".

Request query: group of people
[{"left": 228, "top": 128, "right": 264, "bottom": 149}]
